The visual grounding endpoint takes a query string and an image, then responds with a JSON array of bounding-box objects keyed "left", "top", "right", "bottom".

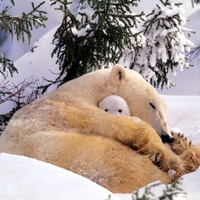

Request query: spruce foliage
[
  {"left": 50, "top": 0, "right": 144, "bottom": 85},
  {"left": 132, "top": 179, "right": 186, "bottom": 200},
  {"left": 132, "top": 0, "right": 194, "bottom": 88},
  {"left": 187, "top": 44, "right": 200, "bottom": 64},
  {"left": 0, "top": 0, "right": 47, "bottom": 79},
  {"left": 193, "top": 0, "right": 200, "bottom": 5},
  {"left": 48, "top": 0, "right": 194, "bottom": 90}
]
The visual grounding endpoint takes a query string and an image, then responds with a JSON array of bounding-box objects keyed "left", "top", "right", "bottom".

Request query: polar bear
[
  {"left": 98, "top": 95, "right": 131, "bottom": 116},
  {"left": 0, "top": 64, "right": 200, "bottom": 193}
]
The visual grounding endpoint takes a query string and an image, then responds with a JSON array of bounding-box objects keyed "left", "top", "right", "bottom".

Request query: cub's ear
[{"left": 109, "top": 64, "right": 128, "bottom": 82}]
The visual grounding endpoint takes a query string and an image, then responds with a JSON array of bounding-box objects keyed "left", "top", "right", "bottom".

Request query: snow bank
[
  {"left": 0, "top": 153, "right": 120, "bottom": 200},
  {"left": 162, "top": 95, "right": 200, "bottom": 145},
  {"left": 7, "top": 26, "right": 59, "bottom": 83}
]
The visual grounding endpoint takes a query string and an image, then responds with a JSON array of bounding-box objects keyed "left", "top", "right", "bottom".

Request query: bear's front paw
[
  {"left": 149, "top": 150, "right": 183, "bottom": 178},
  {"left": 167, "top": 130, "right": 200, "bottom": 177},
  {"left": 169, "top": 129, "right": 194, "bottom": 155},
  {"left": 180, "top": 146, "right": 200, "bottom": 173},
  {"left": 149, "top": 150, "right": 163, "bottom": 166}
]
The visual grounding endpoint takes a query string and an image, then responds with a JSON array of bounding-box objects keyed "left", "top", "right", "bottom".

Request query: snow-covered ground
[
  {"left": 0, "top": 0, "right": 200, "bottom": 199},
  {"left": 0, "top": 153, "right": 120, "bottom": 200}
]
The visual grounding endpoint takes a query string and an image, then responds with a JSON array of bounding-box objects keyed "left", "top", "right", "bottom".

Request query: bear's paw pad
[
  {"left": 170, "top": 130, "right": 194, "bottom": 155},
  {"left": 181, "top": 147, "right": 200, "bottom": 173}
]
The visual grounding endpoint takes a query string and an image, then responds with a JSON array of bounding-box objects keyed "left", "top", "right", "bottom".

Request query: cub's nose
[{"left": 161, "top": 134, "right": 174, "bottom": 143}]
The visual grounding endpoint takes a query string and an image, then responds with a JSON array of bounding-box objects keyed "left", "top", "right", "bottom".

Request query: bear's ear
[{"left": 109, "top": 64, "right": 128, "bottom": 82}]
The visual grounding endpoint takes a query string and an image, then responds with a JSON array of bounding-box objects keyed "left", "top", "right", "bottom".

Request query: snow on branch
[
  {"left": 51, "top": 0, "right": 144, "bottom": 84},
  {"left": 131, "top": 0, "right": 194, "bottom": 88},
  {"left": 187, "top": 44, "right": 200, "bottom": 64},
  {"left": 49, "top": 0, "right": 194, "bottom": 89}
]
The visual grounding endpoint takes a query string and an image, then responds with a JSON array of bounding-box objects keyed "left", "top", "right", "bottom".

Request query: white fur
[{"left": 98, "top": 95, "right": 131, "bottom": 116}]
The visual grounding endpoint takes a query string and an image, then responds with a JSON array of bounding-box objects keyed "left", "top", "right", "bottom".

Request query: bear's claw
[
  {"left": 169, "top": 130, "right": 194, "bottom": 155},
  {"left": 148, "top": 130, "right": 200, "bottom": 179},
  {"left": 164, "top": 130, "right": 200, "bottom": 178}
]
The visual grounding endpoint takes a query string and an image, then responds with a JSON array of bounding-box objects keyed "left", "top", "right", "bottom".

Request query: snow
[
  {"left": 1, "top": 0, "right": 200, "bottom": 199},
  {"left": 163, "top": 95, "right": 200, "bottom": 145},
  {"left": 0, "top": 153, "right": 120, "bottom": 200}
]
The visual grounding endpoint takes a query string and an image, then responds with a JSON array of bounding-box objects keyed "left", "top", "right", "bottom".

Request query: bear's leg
[
  {"left": 167, "top": 130, "right": 200, "bottom": 174},
  {"left": 14, "top": 130, "right": 171, "bottom": 193},
  {"left": 169, "top": 130, "right": 194, "bottom": 155},
  {"left": 64, "top": 108, "right": 183, "bottom": 175},
  {"left": 180, "top": 146, "right": 200, "bottom": 173}
]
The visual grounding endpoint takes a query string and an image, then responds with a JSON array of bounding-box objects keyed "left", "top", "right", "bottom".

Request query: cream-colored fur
[{"left": 0, "top": 64, "right": 200, "bottom": 193}]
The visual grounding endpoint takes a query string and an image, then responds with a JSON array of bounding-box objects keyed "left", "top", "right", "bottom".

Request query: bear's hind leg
[{"left": 21, "top": 130, "right": 171, "bottom": 193}]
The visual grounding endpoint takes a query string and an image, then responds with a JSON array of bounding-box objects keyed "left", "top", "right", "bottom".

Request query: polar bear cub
[{"left": 98, "top": 95, "right": 131, "bottom": 116}]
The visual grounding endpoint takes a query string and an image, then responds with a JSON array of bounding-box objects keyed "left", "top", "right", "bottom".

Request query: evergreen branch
[
  {"left": 132, "top": 0, "right": 194, "bottom": 88},
  {"left": 187, "top": 44, "right": 200, "bottom": 64},
  {"left": 132, "top": 179, "right": 186, "bottom": 200},
  {"left": 193, "top": 0, "right": 200, "bottom": 4},
  {"left": 9, "top": 0, "right": 15, "bottom": 6},
  {"left": 50, "top": 0, "right": 72, "bottom": 11},
  {"left": 0, "top": 1, "right": 48, "bottom": 44},
  {"left": 50, "top": 0, "right": 144, "bottom": 86},
  {"left": 0, "top": 51, "right": 17, "bottom": 79}
]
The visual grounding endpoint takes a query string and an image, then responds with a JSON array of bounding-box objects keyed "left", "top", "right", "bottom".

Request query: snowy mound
[
  {"left": 162, "top": 95, "right": 200, "bottom": 145},
  {"left": 0, "top": 153, "right": 120, "bottom": 200}
]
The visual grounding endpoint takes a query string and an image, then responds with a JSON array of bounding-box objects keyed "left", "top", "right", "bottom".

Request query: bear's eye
[
  {"left": 118, "top": 109, "right": 122, "bottom": 113},
  {"left": 105, "top": 109, "right": 108, "bottom": 112},
  {"left": 149, "top": 102, "right": 156, "bottom": 110}
]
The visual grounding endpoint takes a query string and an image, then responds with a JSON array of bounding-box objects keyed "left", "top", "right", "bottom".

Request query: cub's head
[
  {"left": 99, "top": 64, "right": 172, "bottom": 142},
  {"left": 98, "top": 95, "right": 131, "bottom": 116}
]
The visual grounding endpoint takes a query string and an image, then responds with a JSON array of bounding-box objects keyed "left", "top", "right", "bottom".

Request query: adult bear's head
[{"left": 57, "top": 64, "right": 172, "bottom": 142}]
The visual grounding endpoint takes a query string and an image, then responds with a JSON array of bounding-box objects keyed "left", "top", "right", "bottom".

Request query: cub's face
[{"left": 98, "top": 95, "right": 131, "bottom": 116}]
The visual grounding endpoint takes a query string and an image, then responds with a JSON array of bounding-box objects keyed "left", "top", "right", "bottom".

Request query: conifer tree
[
  {"left": 49, "top": 0, "right": 194, "bottom": 90},
  {"left": 50, "top": 0, "right": 144, "bottom": 85},
  {"left": 131, "top": 0, "right": 194, "bottom": 88},
  {"left": 191, "top": 0, "right": 200, "bottom": 7}
]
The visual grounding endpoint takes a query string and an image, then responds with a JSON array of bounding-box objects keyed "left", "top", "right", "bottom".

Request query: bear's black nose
[{"left": 161, "top": 134, "right": 174, "bottom": 143}]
